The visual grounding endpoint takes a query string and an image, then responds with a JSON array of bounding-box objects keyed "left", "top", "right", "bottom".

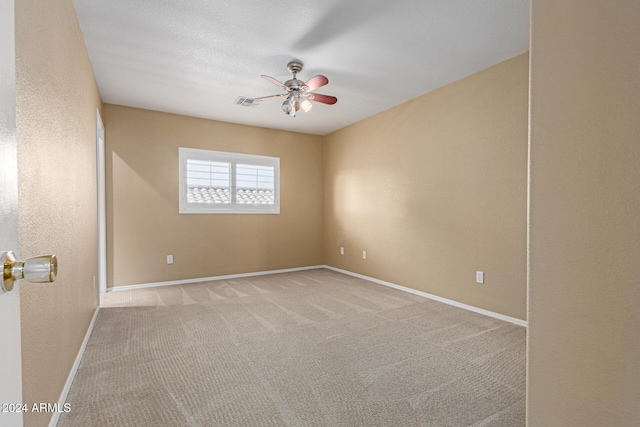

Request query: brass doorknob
[{"left": 1, "top": 251, "right": 57, "bottom": 293}]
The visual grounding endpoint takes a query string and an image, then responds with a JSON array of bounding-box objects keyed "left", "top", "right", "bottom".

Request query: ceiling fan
[{"left": 250, "top": 61, "right": 337, "bottom": 117}]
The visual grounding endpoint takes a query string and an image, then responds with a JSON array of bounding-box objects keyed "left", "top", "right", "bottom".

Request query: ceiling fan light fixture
[
  {"left": 281, "top": 97, "right": 294, "bottom": 114},
  {"left": 301, "top": 99, "right": 313, "bottom": 112}
]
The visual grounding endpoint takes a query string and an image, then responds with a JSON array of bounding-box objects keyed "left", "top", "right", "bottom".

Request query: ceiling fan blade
[
  {"left": 252, "top": 93, "right": 287, "bottom": 100},
  {"left": 304, "top": 75, "right": 329, "bottom": 92},
  {"left": 309, "top": 93, "right": 338, "bottom": 105},
  {"left": 261, "top": 75, "right": 287, "bottom": 90}
]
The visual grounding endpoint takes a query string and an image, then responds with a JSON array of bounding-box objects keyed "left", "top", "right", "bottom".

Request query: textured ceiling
[{"left": 73, "top": 0, "right": 529, "bottom": 136}]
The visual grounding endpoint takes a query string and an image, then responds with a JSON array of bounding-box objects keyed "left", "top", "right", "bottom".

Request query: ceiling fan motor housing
[{"left": 284, "top": 79, "right": 308, "bottom": 91}]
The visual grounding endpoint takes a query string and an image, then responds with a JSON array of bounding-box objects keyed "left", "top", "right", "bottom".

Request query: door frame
[
  {"left": 96, "top": 109, "right": 107, "bottom": 298},
  {"left": 0, "top": 0, "right": 24, "bottom": 425}
]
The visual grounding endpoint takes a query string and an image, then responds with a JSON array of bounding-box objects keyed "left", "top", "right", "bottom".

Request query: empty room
[{"left": 1, "top": 1, "right": 638, "bottom": 426}]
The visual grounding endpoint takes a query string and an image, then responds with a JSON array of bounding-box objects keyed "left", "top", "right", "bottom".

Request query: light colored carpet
[{"left": 58, "top": 268, "right": 525, "bottom": 426}]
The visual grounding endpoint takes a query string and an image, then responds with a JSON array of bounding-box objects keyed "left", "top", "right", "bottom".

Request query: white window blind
[
  {"left": 185, "top": 159, "right": 231, "bottom": 204},
  {"left": 235, "top": 163, "right": 275, "bottom": 205},
  {"left": 179, "top": 147, "right": 279, "bottom": 214}
]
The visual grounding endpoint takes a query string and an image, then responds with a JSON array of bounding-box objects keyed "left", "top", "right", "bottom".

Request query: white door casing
[
  {"left": 96, "top": 109, "right": 107, "bottom": 297},
  {"left": 0, "top": 0, "right": 24, "bottom": 426}
]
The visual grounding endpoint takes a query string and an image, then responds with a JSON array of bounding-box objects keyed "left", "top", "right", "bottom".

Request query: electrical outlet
[
  {"left": 476, "top": 271, "right": 484, "bottom": 284},
  {"left": 167, "top": 255, "right": 174, "bottom": 264},
  {"left": 362, "top": 250, "right": 367, "bottom": 260},
  {"left": 340, "top": 247, "right": 344, "bottom": 255}
]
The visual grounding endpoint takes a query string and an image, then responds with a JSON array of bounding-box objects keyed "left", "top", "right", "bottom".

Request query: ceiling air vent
[{"left": 234, "top": 97, "right": 262, "bottom": 108}]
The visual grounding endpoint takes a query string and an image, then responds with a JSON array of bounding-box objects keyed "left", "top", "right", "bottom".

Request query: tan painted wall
[
  {"left": 527, "top": 1, "right": 640, "bottom": 425},
  {"left": 104, "top": 105, "right": 324, "bottom": 288},
  {"left": 324, "top": 54, "right": 529, "bottom": 320},
  {"left": 15, "top": 1, "right": 102, "bottom": 426}
]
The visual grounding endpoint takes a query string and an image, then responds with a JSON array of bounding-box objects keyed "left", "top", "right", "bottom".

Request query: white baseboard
[
  {"left": 107, "top": 265, "right": 326, "bottom": 293},
  {"left": 50, "top": 306, "right": 100, "bottom": 427},
  {"left": 324, "top": 266, "right": 527, "bottom": 327},
  {"left": 105, "top": 264, "right": 526, "bottom": 327}
]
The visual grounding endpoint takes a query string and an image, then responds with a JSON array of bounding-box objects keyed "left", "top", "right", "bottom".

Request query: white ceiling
[{"left": 73, "top": 0, "right": 529, "bottom": 136}]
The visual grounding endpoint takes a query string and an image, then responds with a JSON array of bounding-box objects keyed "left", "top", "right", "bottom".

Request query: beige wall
[
  {"left": 104, "top": 105, "right": 324, "bottom": 288},
  {"left": 324, "top": 54, "right": 529, "bottom": 320},
  {"left": 15, "top": 1, "right": 102, "bottom": 426},
  {"left": 528, "top": 1, "right": 640, "bottom": 425}
]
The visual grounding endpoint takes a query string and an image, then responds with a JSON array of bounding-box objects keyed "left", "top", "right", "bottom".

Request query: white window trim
[{"left": 179, "top": 147, "right": 280, "bottom": 214}]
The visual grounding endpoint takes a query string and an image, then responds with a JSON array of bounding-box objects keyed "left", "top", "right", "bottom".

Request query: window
[{"left": 179, "top": 147, "right": 280, "bottom": 214}]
